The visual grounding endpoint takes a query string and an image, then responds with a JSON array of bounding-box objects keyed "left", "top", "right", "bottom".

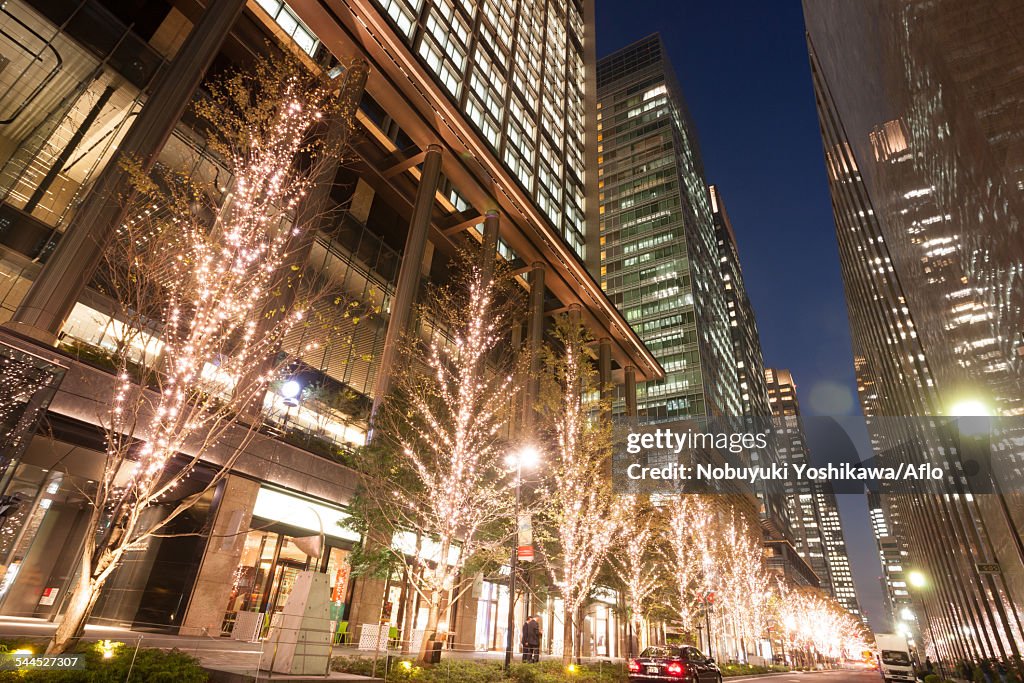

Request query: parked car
[{"left": 627, "top": 645, "right": 722, "bottom": 682}]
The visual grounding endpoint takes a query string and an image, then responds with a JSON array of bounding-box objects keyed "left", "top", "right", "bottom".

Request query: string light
[
  {"left": 542, "top": 317, "right": 623, "bottom": 659},
  {"left": 383, "top": 264, "right": 518, "bottom": 638}
]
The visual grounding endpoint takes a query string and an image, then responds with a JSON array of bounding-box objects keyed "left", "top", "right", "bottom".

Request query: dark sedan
[{"left": 627, "top": 645, "right": 722, "bottom": 682}]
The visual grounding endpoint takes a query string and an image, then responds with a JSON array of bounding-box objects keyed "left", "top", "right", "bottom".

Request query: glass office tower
[
  {"left": 765, "top": 368, "right": 861, "bottom": 617},
  {"left": 596, "top": 35, "right": 739, "bottom": 419},
  {"left": 372, "top": 0, "right": 593, "bottom": 262},
  {"left": 805, "top": 0, "right": 1024, "bottom": 661},
  {"left": 712, "top": 185, "right": 795, "bottom": 542}
]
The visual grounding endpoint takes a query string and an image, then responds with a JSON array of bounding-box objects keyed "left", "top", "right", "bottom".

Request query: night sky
[{"left": 594, "top": 1, "right": 886, "bottom": 626}]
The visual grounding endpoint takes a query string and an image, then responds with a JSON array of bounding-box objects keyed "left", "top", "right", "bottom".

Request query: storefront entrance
[{"left": 223, "top": 487, "right": 356, "bottom": 637}]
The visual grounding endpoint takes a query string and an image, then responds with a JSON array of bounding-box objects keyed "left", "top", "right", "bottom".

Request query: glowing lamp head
[
  {"left": 949, "top": 398, "right": 994, "bottom": 437},
  {"left": 400, "top": 660, "right": 413, "bottom": 671},
  {"left": 280, "top": 379, "right": 302, "bottom": 405},
  {"left": 908, "top": 571, "right": 927, "bottom": 589},
  {"left": 566, "top": 663, "right": 578, "bottom": 674},
  {"left": 900, "top": 607, "right": 915, "bottom": 621},
  {"left": 949, "top": 399, "right": 991, "bottom": 417},
  {"left": 506, "top": 445, "right": 541, "bottom": 471}
]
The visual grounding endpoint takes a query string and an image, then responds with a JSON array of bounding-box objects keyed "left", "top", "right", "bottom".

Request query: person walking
[{"left": 522, "top": 615, "right": 541, "bottom": 663}]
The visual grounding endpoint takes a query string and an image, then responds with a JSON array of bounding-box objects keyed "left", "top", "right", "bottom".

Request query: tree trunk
[
  {"left": 46, "top": 559, "right": 96, "bottom": 654},
  {"left": 416, "top": 590, "right": 441, "bottom": 663},
  {"left": 562, "top": 607, "right": 573, "bottom": 665},
  {"left": 573, "top": 604, "right": 584, "bottom": 664},
  {"left": 400, "top": 569, "right": 417, "bottom": 654}
]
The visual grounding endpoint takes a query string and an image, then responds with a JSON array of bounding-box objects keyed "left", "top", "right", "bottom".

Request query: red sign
[{"left": 517, "top": 545, "right": 534, "bottom": 562}]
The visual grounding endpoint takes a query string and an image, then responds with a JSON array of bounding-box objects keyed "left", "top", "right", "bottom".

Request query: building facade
[
  {"left": 595, "top": 34, "right": 739, "bottom": 421},
  {"left": 764, "top": 368, "right": 861, "bottom": 617},
  {"left": 0, "top": 0, "right": 661, "bottom": 659},
  {"left": 805, "top": 0, "right": 1024, "bottom": 662},
  {"left": 711, "top": 185, "right": 794, "bottom": 544},
  {"left": 867, "top": 491, "right": 913, "bottom": 632}
]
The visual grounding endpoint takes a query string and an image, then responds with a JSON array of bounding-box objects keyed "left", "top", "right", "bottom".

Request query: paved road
[{"left": 731, "top": 671, "right": 881, "bottom": 683}]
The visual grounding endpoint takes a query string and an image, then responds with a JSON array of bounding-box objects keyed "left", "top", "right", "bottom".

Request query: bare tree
[
  {"left": 775, "top": 584, "right": 866, "bottom": 664},
  {"left": 352, "top": 254, "right": 523, "bottom": 662},
  {"left": 537, "top": 314, "right": 623, "bottom": 664},
  {"left": 46, "top": 51, "right": 364, "bottom": 654},
  {"left": 611, "top": 495, "right": 662, "bottom": 654},
  {"left": 661, "top": 494, "right": 718, "bottom": 636},
  {"left": 717, "top": 507, "right": 772, "bottom": 662}
]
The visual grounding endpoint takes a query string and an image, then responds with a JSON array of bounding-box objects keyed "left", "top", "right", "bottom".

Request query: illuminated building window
[
  {"left": 376, "top": 0, "right": 422, "bottom": 38},
  {"left": 256, "top": 0, "right": 320, "bottom": 55}
]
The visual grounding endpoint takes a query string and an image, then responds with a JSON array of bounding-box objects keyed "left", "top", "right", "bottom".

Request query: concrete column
[
  {"left": 7, "top": 0, "right": 247, "bottom": 344},
  {"left": 179, "top": 475, "right": 261, "bottom": 636},
  {"left": 625, "top": 365, "right": 638, "bottom": 417},
  {"left": 507, "top": 317, "right": 523, "bottom": 436},
  {"left": 453, "top": 586, "right": 480, "bottom": 652},
  {"left": 369, "top": 144, "right": 444, "bottom": 423},
  {"left": 521, "top": 263, "right": 545, "bottom": 433},
  {"left": 346, "top": 576, "right": 389, "bottom": 640},
  {"left": 598, "top": 337, "right": 612, "bottom": 399},
  {"left": 567, "top": 302, "right": 582, "bottom": 327},
  {"left": 479, "top": 210, "right": 500, "bottom": 285}
]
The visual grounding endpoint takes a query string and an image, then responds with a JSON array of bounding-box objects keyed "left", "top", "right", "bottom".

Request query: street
[{"left": 731, "top": 671, "right": 880, "bottom": 683}]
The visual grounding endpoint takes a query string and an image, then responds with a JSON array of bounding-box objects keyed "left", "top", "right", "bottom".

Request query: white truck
[{"left": 875, "top": 633, "right": 916, "bottom": 683}]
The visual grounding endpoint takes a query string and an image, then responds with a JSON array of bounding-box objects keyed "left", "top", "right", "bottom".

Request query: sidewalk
[{"left": 0, "top": 616, "right": 379, "bottom": 681}]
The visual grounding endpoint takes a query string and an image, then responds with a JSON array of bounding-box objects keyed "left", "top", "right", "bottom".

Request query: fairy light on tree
[
  {"left": 773, "top": 584, "right": 866, "bottom": 666},
  {"left": 537, "top": 314, "right": 623, "bottom": 665},
  {"left": 351, "top": 255, "right": 524, "bottom": 663},
  {"left": 611, "top": 495, "right": 662, "bottom": 655},
  {"left": 661, "top": 493, "right": 720, "bottom": 651},
  {"left": 717, "top": 507, "right": 771, "bottom": 662},
  {"left": 45, "top": 51, "right": 364, "bottom": 655}
]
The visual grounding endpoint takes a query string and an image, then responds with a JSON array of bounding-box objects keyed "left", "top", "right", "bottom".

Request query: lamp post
[
  {"left": 504, "top": 446, "right": 539, "bottom": 671},
  {"left": 279, "top": 379, "right": 302, "bottom": 431},
  {"left": 948, "top": 400, "right": 1024, "bottom": 663},
  {"left": 909, "top": 571, "right": 947, "bottom": 680}
]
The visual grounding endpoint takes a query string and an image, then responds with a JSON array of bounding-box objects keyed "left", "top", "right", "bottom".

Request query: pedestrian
[
  {"left": 925, "top": 656, "right": 935, "bottom": 675},
  {"left": 521, "top": 616, "right": 533, "bottom": 663},
  {"left": 522, "top": 615, "right": 541, "bottom": 663}
]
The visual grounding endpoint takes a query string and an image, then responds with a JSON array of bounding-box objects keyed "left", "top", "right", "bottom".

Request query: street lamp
[
  {"left": 908, "top": 571, "right": 946, "bottom": 680},
  {"left": 504, "top": 445, "right": 539, "bottom": 671},
  {"left": 279, "top": 379, "right": 303, "bottom": 434},
  {"left": 280, "top": 379, "right": 302, "bottom": 406},
  {"left": 949, "top": 398, "right": 1024, "bottom": 581}
]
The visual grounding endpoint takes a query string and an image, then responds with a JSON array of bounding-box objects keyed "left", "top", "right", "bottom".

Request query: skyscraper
[
  {"left": 805, "top": 0, "right": 1024, "bottom": 662},
  {"left": 867, "top": 491, "right": 913, "bottom": 631},
  {"left": 712, "top": 185, "right": 793, "bottom": 541},
  {"left": 357, "top": 0, "right": 595, "bottom": 264},
  {"left": 765, "top": 368, "right": 861, "bottom": 617},
  {"left": 596, "top": 35, "right": 739, "bottom": 420},
  {"left": 711, "top": 186, "right": 771, "bottom": 420}
]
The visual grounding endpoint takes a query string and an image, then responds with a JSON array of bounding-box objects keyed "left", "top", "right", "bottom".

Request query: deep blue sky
[{"left": 594, "top": 0, "right": 886, "bottom": 627}]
